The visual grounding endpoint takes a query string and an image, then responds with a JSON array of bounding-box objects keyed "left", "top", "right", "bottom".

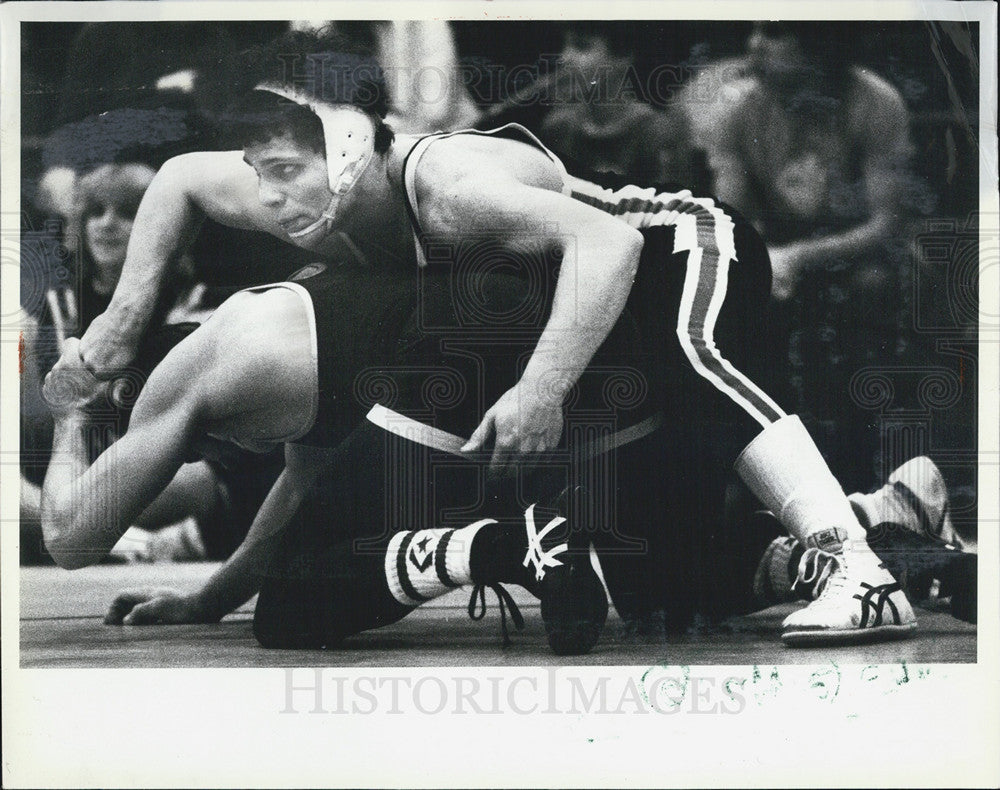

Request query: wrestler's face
[{"left": 243, "top": 132, "right": 334, "bottom": 237}]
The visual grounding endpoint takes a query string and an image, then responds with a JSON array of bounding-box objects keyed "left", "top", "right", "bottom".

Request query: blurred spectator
[
  {"left": 33, "top": 163, "right": 199, "bottom": 373},
  {"left": 539, "top": 22, "right": 697, "bottom": 184},
  {"left": 701, "top": 23, "right": 912, "bottom": 281},
  {"left": 693, "top": 22, "right": 915, "bottom": 491},
  {"left": 291, "top": 21, "right": 481, "bottom": 133}
]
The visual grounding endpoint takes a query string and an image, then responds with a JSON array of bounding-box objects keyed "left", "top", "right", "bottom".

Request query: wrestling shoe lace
[
  {"left": 792, "top": 547, "right": 841, "bottom": 600},
  {"left": 522, "top": 504, "right": 569, "bottom": 583},
  {"left": 782, "top": 536, "right": 918, "bottom": 645},
  {"left": 468, "top": 583, "right": 525, "bottom": 648}
]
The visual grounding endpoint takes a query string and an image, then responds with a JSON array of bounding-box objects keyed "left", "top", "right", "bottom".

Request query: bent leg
[{"left": 622, "top": 209, "right": 914, "bottom": 643}]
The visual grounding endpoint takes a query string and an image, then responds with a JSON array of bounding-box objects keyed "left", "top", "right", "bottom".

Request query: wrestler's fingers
[
  {"left": 105, "top": 590, "right": 152, "bottom": 624},
  {"left": 462, "top": 410, "right": 496, "bottom": 453}
]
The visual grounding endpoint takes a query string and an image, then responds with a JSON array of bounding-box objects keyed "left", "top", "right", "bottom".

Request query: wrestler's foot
[
  {"left": 781, "top": 528, "right": 917, "bottom": 647},
  {"left": 849, "top": 456, "right": 957, "bottom": 545},
  {"left": 471, "top": 495, "right": 607, "bottom": 655},
  {"left": 753, "top": 534, "right": 803, "bottom": 607},
  {"left": 754, "top": 530, "right": 843, "bottom": 608}
]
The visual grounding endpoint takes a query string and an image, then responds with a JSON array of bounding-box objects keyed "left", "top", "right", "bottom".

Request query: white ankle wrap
[{"left": 735, "top": 415, "right": 865, "bottom": 543}]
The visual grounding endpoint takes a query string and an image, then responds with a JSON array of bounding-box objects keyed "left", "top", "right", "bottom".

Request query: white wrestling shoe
[
  {"left": 849, "top": 456, "right": 958, "bottom": 546},
  {"left": 781, "top": 527, "right": 917, "bottom": 647}
]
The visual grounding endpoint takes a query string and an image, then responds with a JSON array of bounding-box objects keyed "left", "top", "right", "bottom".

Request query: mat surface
[{"left": 19, "top": 563, "right": 977, "bottom": 668}]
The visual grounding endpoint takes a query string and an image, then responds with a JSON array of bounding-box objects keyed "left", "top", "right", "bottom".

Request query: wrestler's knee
[{"left": 252, "top": 579, "right": 346, "bottom": 650}]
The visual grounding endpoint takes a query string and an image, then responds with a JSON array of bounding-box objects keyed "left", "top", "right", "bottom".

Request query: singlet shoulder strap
[{"left": 400, "top": 123, "right": 571, "bottom": 267}]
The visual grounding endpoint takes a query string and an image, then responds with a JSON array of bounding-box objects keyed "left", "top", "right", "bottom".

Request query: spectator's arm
[{"left": 772, "top": 76, "right": 912, "bottom": 271}]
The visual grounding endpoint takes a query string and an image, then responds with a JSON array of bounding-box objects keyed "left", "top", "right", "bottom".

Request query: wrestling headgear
[{"left": 254, "top": 81, "right": 376, "bottom": 238}]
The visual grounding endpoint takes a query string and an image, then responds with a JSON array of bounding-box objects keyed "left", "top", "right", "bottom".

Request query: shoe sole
[
  {"left": 540, "top": 558, "right": 608, "bottom": 656},
  {"left": 782, "top": 621, "right": 917, "bottom": 647}
]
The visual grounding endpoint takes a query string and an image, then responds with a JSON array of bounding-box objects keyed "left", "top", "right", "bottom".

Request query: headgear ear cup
[
  {"left": 254, "top": 82, "right": 376, "bottom": 237},
  {"left": 310, "top": 102, "right": 375, "bottom": 194}
]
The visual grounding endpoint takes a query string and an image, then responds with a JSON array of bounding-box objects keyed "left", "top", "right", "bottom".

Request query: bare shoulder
[
  {"left": 192, "top": 286, "right": 314, "bottom": 419},
  {"left": 848, "top": 66, "right": 908, "bottom": 124},
  {"left": 414, "top": 131, "right": 564, "bottom": 197}
]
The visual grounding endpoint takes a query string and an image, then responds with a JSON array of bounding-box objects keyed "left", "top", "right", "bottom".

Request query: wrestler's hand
[
  {"left": 78, "top": 310, "right": 137, "bottom": 379},
  {"left": 105, "top": 588, "right": 215, "bottom": 625},
  {"left": 461, "top": 378, "right": 564, "bottom": 475},
  {"left": 42, "top": 337, "right": 109, "bottom": 414}
]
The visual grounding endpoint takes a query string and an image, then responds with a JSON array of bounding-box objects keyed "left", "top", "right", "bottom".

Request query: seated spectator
[
  {"left": 36, "top": 163, "right": 200, "bottom": 367},
  {"left": 694, "top": 22, "right": 915, "bottom": 491},
  {"left": 700, "top": 23, "right": 911, "bottom": 287},
  {"left": 539, "top": 22, "right": 698, "bottom": 184}
]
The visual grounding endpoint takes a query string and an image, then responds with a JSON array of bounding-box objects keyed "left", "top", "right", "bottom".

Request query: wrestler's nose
[{"left": 258, "top": 179, "right": 285, "bottom": 208}]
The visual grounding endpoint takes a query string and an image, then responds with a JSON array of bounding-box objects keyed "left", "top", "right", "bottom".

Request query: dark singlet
[
  {"left": 397, "top": 123, "right": 784, "bottom": 432},
  {"left": 286, "top": 263, "right": 425, "bottom": 447}
]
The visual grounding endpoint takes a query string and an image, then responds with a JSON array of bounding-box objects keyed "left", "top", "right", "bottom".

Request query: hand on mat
[
  {"left": 105, "top": 588, "right": 210, "bottom": 625},
  {"left": 462, "top": 378, "right": 564, "bottom": 476}
]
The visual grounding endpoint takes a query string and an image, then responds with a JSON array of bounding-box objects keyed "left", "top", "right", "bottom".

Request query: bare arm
[
  {"left": 100, "top": 287, "right": 327, "bottom": 623},
  {"left": 107, "top": 443, "right": 338, "bottom": 625},
  {"left": 416, "top": 149, "right": 643, "bottom": 471},
  {"left": 76, "top": 152, "right": 268, "bottom": 377},
  {"left": 41, "top": 338, "right": 201, "bottom": 569}
]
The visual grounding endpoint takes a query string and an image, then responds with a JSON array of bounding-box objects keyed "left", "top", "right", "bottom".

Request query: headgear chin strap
[{"left": 255, "top": 81, "right": 377, "bottom": 238}]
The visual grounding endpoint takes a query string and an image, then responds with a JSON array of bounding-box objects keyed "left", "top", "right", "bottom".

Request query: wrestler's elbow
[
  {"left": 43, "top": 527, "right": 100, "bottom": 570},
  {"left": 41, "top": 498, "right": 100, "bottom": 570}
]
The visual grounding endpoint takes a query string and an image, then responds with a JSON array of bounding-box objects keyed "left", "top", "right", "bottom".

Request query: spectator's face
[
  {"left": 84, "top": 202, "right": 133, "bottom": 278},
  {"left": 560, "top": 32, "right": 622, "bottom": 83},
  {"left": 243, "top": 131, "right": 334, "bottom": 236},
  {"left": 746, "top": 24, "right": 810, "bottom": 88}
]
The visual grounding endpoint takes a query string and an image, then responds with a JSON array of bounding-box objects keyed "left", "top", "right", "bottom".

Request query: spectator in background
[
  {"left": 292, "top": 20, "right": 481, "bottom": 133},
  {"left": 694, "top": 22, "right": 914, "bottom": 491},
  {"left": 36, "top": 163, "right": 199, "bottom": 372},
  {"left": 540, "top": 22, "right": 697, "bottom": 184}
]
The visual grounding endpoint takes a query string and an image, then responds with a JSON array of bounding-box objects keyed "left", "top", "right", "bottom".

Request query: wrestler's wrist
[
  {"left": 188, "top": 591, "right": 222, "bottom": 623},
  {"left": 79, "top": 338, "right": 138, "bottom": 380},
  {"left": 53, "top": 410, "right": 88, "bottom": 431},
  {"left": 81, "top": 313, "right": 143, "bottom": 378},
  {"left": 519, "top": 363, "right": 577, "bottom": 401}
]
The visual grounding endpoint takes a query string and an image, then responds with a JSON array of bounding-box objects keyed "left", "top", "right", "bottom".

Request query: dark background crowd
[{"left": 18, "top": 20, "right": 981, "bottom": 562}]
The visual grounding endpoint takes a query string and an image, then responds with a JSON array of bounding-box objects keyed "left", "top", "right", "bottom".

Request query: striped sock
[{"left": 384, "top": 519, "right": 494, "bottom": 608}]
